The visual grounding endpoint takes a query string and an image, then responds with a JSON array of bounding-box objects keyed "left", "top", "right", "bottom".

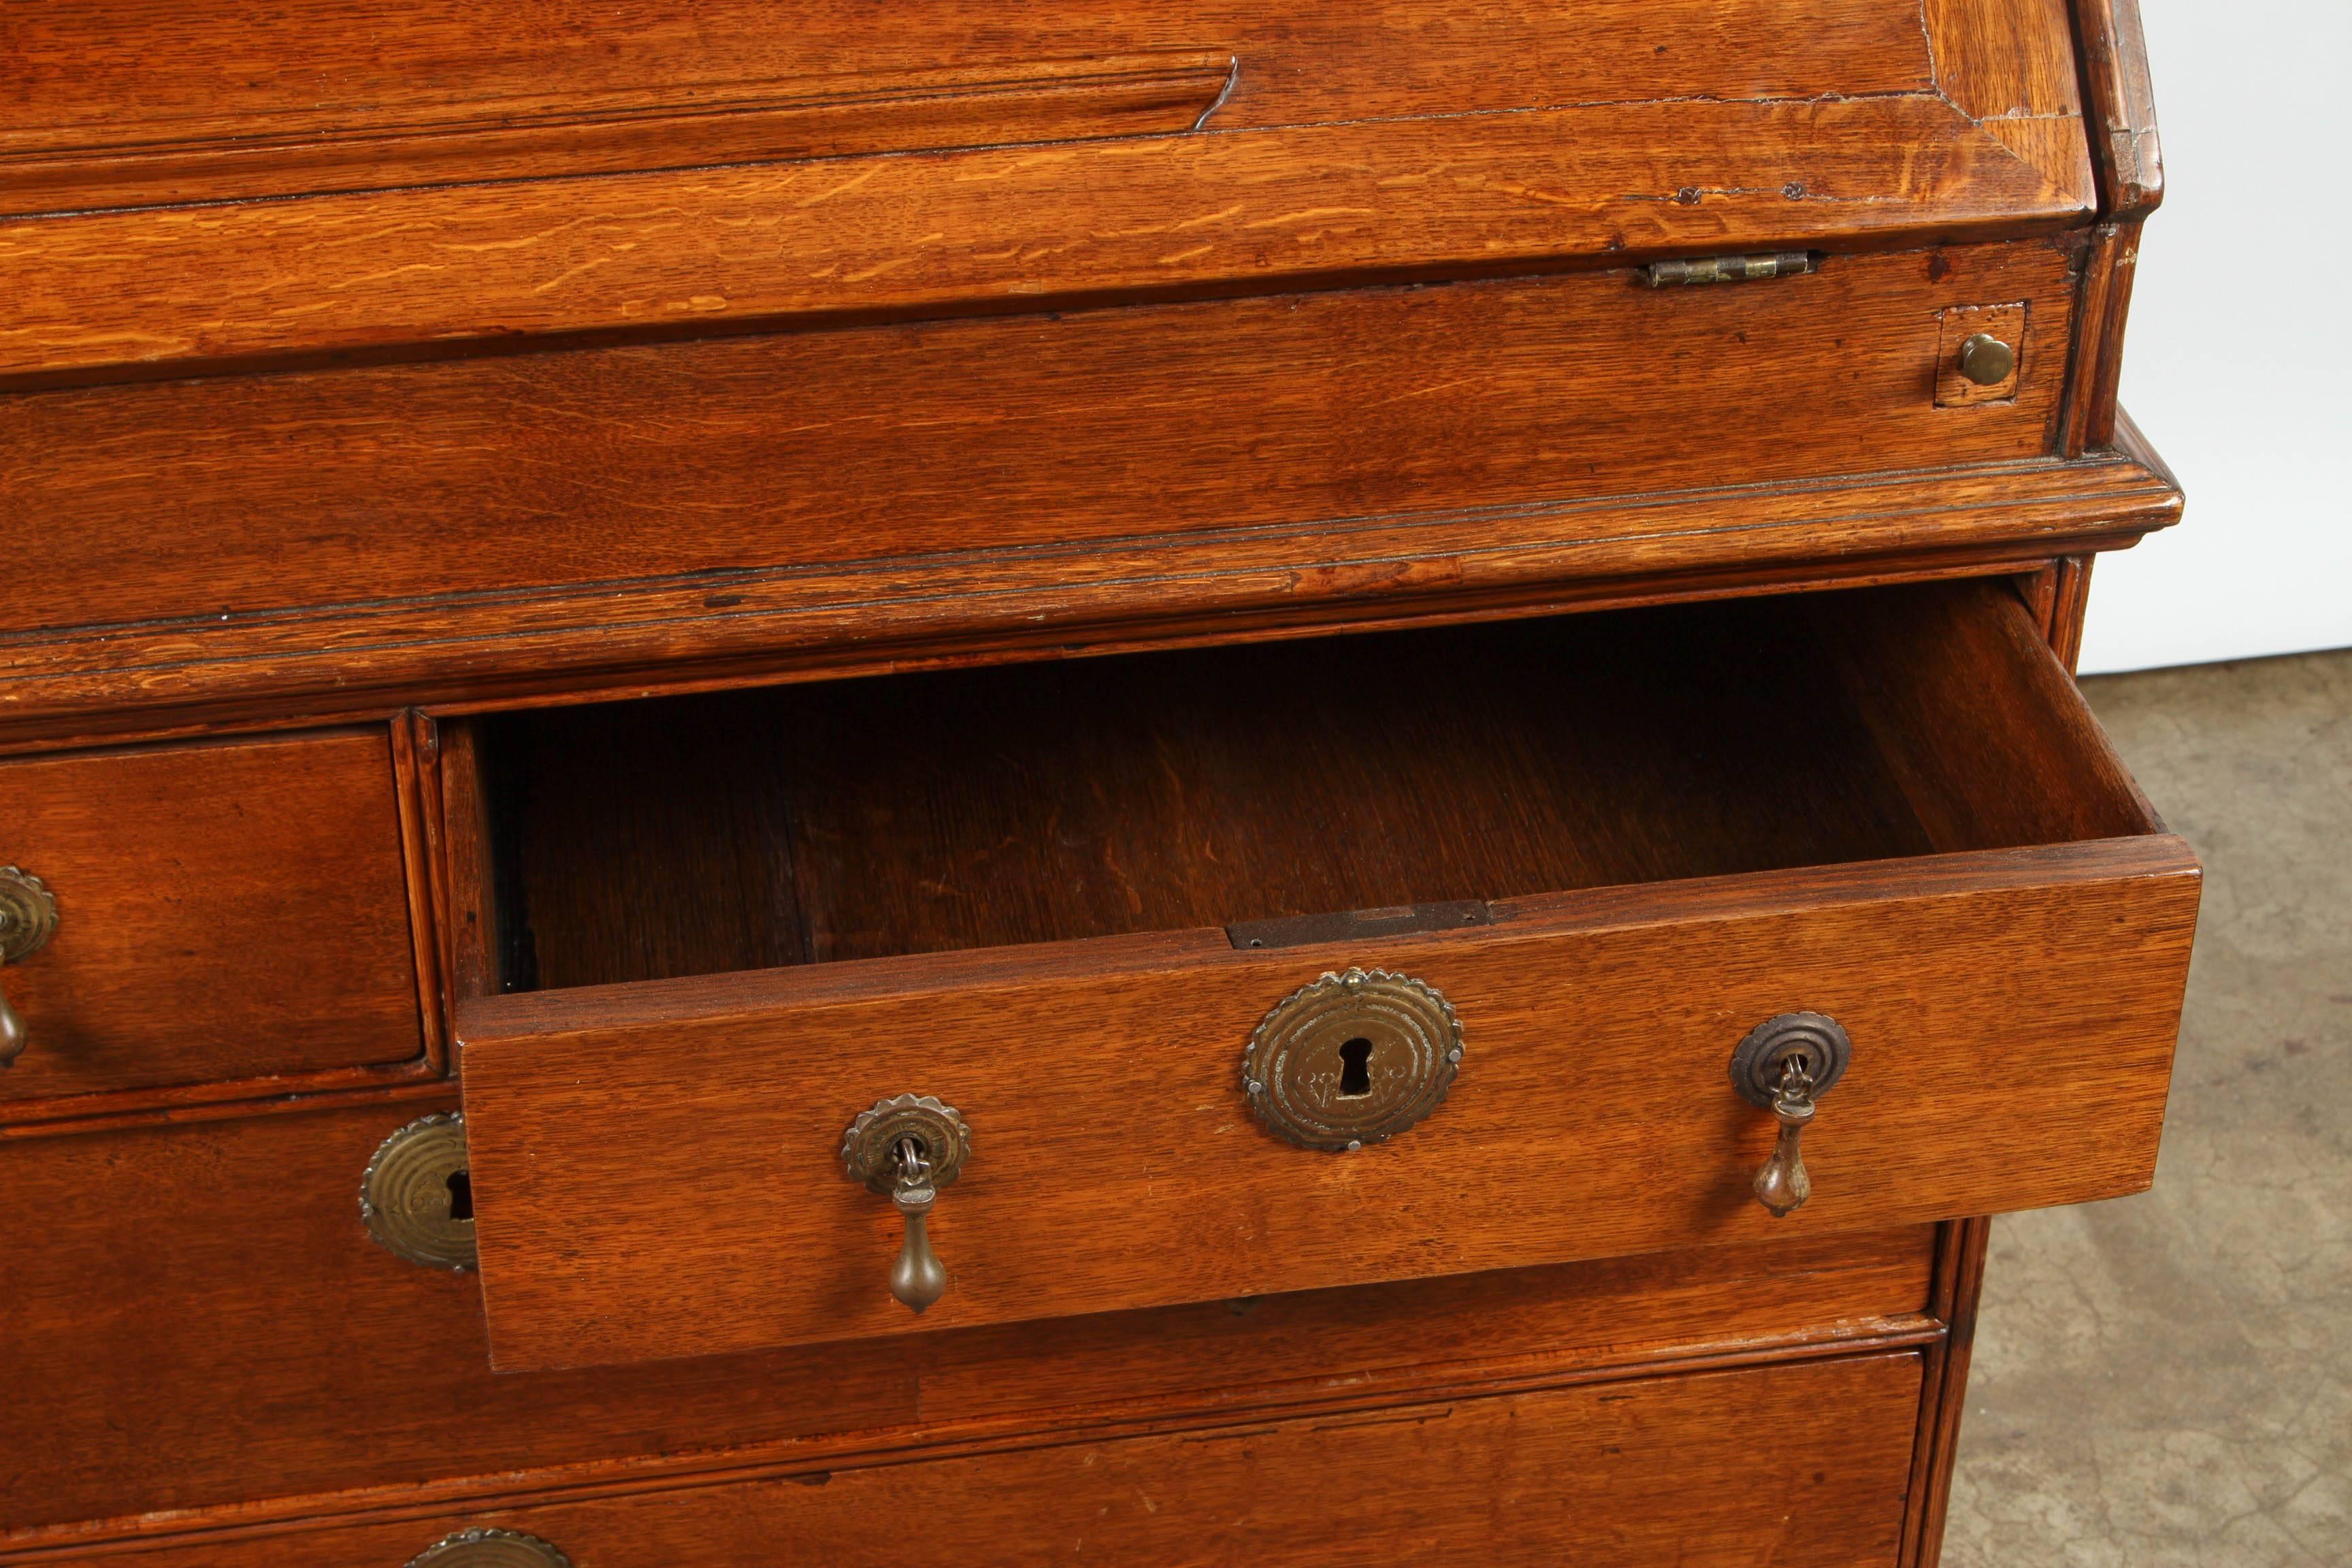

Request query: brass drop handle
[
  {"left": 1750, "top": 1056, "right": 1819, "bottom": 1217},
  {"left": 1729, "top": 1013, "right": 1852, "bottom": 1218},
  {"left": 842, "top": 1094, "right": 972, "bottom": 1314},
  {"left": 885, "top": 1136, "right": 949, "bottom": 1312},
  {"left": 0, "top": 866, "right": 59, "bottom": 1068}
]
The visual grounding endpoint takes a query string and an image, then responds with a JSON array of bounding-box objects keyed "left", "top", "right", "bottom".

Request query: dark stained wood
[
  {"left": 0, "top": 52, "right": 1237, "bottom": 217},
  {"left": 0, "top": 729, "right": 425, "bottom": 1110},
  {"left": 39, "top": 1355, "right": 1927, "bottom": 1568},
  {"left": 0, "top": 1084, "right": 1935, "bottom": 1537},
  {"left": 0, "top": 94, "right": 2082, "bottom": 390},
  {"left": 1799, "top": 578, "right": 2155, "bottom": 853},
  {"left": 481, "top": 581, "right": 2148, "bottom": 987},
  {"left": 489, "top": 594, "right": 1942, "bottom": 983}
]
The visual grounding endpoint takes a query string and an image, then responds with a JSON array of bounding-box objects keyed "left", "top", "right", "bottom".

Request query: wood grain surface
[
  {"left": 1925, "top": 0, "right": 2095, "bottom": 203},
  {"left": 0, "top": 1085, "right": 1933, "bottom": 1537},
  {"left": 0, "top": 93, "right": 2080, "bottom": 389},
  {"left": 487, "top": 581, "right": 2143, "bottom": 987},
  {"left": 460, "top": 832, "right": 2194, "bottom": 1369},
  {"left": 0, "top": 449, "right": 2182, "bottom": 753},
  {"left": 31, "top": 1354, "right": 1925, "bottom": 1568},
  {"left": 0, "top": 730, "right": 422, "bottom": 1107},
  {"left": 0, "top": 52, "right": 1237, "bottom": 216},
  {"left": 0, "top": 0, "right": 1933, "bottom": 157},
  {"left": 2071, "top": 0, "right": 2164, "bottom": 217},
  {"left": 0, "top": 244, "right": 2082, "bottom": 638}
]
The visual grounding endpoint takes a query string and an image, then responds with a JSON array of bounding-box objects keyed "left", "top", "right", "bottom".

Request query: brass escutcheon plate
[
  {"left": 1244, "top": 967, "right": 1463, "bottom": 1151},
  {"left": 406, "top": 1529, "right": 571, "bottom": 1568},
  {"left": 361, "top": 1113, "right": 478, "bottom": 1271},
  {"left": 842, "top": 1093, "right": 972, "bottom": 1193},
  {"left": 0, "top": 866, "right": 58, "bottom": 964}
]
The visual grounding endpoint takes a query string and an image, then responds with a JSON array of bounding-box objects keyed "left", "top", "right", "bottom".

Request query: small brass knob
[
  {"left": 1729, "top": 1013, "right": 1852, "bottom": 1218},
  {"left": 842, "top": 1094, "right": 971, "bottom": 1313},
  {"left": 0, "top": 866, "right": 59, "bottom": 1068},
  {"left": 1957, "top": 332, "right": 2016, "bottom": 387}
]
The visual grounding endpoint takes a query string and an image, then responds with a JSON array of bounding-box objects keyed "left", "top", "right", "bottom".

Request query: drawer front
[
  {"left": 10, "top": 243, "right": 2075, "bottom": 640},
  {"left": 0, "top": 1095, "right": 1931, "bottom": 1533},
  {"left": 456, "top": 579, "right": 2200, "bottom": 1372},
  {"left": 461, "top": 836, "right": 2195, "bottom": 1371},
  {"left": 67, "top": 1354, "right": 1924, "bottom": 1568},
  {"left": 0, "top": 730, "right": 421, "bottom": 1105}
]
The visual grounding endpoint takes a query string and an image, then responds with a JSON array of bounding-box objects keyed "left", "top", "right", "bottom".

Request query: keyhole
[
  {"left": 1338, "top": 1038, "right": 1374, "bottom": 1098},
  {"left": 444, "top": 1169, "right": 474, "bottom": 1222}
]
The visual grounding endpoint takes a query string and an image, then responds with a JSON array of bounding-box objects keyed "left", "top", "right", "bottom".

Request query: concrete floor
[{"left": 1944, "top": 648, "right": 2352, "bottom": 1567}]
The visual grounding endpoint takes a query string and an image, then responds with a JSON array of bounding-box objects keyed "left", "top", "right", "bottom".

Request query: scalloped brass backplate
[
  {"left": 406, "top": 1529, "right": 570, "bottom": 1568},
  {"left": 361, "top": 1113, "right": 477, "bottom": 1271},
  {"left": 1243, "top": 967, "right": 1463, "bottom": 1151}
]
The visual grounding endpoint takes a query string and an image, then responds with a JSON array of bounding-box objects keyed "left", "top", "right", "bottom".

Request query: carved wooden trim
[
  {"left": 0, "top": 52, "right": 1237, "bottom": 219},
  {"left": 0, "top": 95, "right": 2075, "bottom": 390},
  {"left": 0, "top": 451, "right": 2182, "bottom": 749},
  {"left": 2069, "top": 0, "right": 2164, "bottom": 218}
]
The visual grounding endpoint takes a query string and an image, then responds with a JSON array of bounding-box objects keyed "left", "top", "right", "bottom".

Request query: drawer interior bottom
[{"left": 475, "top": 576, "right": 2149, "bottom": 992}]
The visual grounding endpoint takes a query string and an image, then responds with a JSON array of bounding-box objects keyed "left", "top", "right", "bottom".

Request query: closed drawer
[
  {"left": 0, "top": 1092, "right": 1932, "bottom": 1534},
  {"left": 452, "top": 577, "right": 2199, "bottom": 1371},
  {"left": 62, "top": 1354, "right": 1925, "bottom": 1568},
  {"left": 0, "top": 729, "right": 423, "bottom": 1108}
]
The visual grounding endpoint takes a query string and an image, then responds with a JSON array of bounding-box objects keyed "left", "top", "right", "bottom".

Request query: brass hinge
[{"left": 1641, "top": 252, "right": 1816, "bottom": 288}]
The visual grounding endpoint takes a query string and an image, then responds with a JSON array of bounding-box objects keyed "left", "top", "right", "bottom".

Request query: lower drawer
[
  {"left": 0, "top": 1097, "right": 1931, "bottom": 1537},
  {"left": 66, "top": 1354, "right": 1925, "bottom": 1568}
]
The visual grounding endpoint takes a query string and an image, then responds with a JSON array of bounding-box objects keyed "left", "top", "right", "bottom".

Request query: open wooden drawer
[{"left": 451, "top": 578, "right": 2198, "bottom": 1371}]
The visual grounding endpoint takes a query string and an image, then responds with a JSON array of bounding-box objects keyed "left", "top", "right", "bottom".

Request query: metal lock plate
[
  {"left": 1243, "top": 967, "right": 1463, "bottom": 1150},
  {"left": 361, "top": 1113, "right": 478, "bottom": 1271},
  {"left": 406, "top": 1529, "right": 571, "bottom": 1568}
]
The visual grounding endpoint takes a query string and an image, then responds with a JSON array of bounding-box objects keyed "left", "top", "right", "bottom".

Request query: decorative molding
[{"left": 0, "top": 52, "right": 1237, "bottom": 218}]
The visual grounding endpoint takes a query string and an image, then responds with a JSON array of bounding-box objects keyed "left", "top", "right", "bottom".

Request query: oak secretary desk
[{"left": 0, "top": 1, "right": 2188, "bottom": 1564}]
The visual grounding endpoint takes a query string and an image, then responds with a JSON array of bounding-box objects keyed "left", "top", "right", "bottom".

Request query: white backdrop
[{"left": 2078, "top": 0, "right": 2352, "bottom": 673}]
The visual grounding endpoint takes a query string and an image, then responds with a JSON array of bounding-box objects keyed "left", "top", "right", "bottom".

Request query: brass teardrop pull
[
  {"left": 1729, "top": 1013, "right": 1852, "bottom": 1218},
  {"left": 885, "top": 1135, "right": 949, "bottom": 1311},
  {"left": 1750, "top": 1056, "right": 1819, "bottom": 1216},
  {"left": 842, "top": 1094, "right": 971, "bottom": 1313},
  {"left": 0, "top": 866, "right": 59, "bottom": 1068}
]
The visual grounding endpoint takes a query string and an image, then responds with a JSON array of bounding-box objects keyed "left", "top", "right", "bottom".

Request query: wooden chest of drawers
[{"left": 3, "top": 1, "right": 2178, "bottom": 1563}]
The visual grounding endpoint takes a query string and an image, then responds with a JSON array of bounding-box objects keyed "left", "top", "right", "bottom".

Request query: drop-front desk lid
[{"left": 1, "top": 0, "right": 2106, "bottom": 389}]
